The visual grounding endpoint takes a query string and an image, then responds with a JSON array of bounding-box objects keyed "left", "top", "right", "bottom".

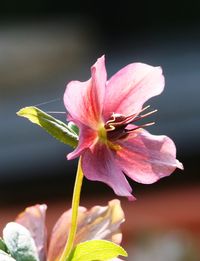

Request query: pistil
[{"left": 105, "top": 106, "right": 157, "bottom": 141}]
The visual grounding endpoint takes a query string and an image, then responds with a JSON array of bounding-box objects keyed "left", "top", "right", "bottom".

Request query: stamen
[
  {"left": 132, "top": 109, "right": 157, "bottom": 122},
  {"left": 105, "top": 105, "right": 157, "bottom": 141},
  {"left": 140, "top": 105, "right": 151, "bottom": 113},
  {"left": 106, "top": 114, "right": 118, "bottom": 125},
  {"left": 141, "top": 109, "right": 158, "bottom": 117},
  {"left": 106, "top": 113, "right": 137, "bottom": 131},
  {"left": 106, "top": 106, "right": 157, "bottom": 131},
  {"left": 106, "top": 125, "right": 115, "bottom": 131},
  {"left": 143, "top": 121, "right": 155, "bottom": 127},
  {"left": 125, "top": 122, "right": 155, "bottom": 133}
]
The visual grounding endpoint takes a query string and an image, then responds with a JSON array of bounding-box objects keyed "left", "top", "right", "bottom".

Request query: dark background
[
  {"left": 1, "top": 1, "right": 200, "bottom": 260},
  {"left": 0, "top": 0, "right": 199, "bottom": 203}
]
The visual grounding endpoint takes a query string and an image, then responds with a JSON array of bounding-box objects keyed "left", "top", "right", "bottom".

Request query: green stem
[{"left": 59, "top": 157, "right": 84, "bottom": 261}]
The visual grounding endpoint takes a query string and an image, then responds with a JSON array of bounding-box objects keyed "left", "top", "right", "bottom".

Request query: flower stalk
[{"left": 59, "top": 157, "right": 84, "bottom": 261}]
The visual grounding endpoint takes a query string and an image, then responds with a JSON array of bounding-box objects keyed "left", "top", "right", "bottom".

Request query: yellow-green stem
[{"left": 59, "top": 158, "right": 84, "bottom": 261}]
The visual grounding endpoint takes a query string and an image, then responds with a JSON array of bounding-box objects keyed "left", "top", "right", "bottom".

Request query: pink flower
[
  {"left": 64, "top": 55, "right": 183, "bottom": 200},
  {"left": 15, "top": 200, "right": 125, "bottom": 261}
]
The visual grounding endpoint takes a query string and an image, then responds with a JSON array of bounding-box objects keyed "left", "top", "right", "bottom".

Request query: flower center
[
  {"left": 97, "top": 123, "right": 121, "bottom": 151},
  {"left": 98, "top": 124, "right": 107, "bottom": 143},
  {"left": 97, "top": 106, "right": 156, "bottom": 151},
  {"left": 104, "top": 105, "right": 157, "bottom": 142}
]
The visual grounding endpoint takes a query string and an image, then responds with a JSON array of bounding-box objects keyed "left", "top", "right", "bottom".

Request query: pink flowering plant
[{"left": 1, "top": 56, "right": 183, "bottom": 261}]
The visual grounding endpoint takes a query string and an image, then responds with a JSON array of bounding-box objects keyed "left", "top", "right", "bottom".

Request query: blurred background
[{"left": 0, "top": 1, "right": 200, "bottom": 260}]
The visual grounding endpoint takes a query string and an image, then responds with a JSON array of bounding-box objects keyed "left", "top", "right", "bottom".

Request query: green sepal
[
  {"left": 68, "top": 122, "right": 79, "bottom": 136},
  {"left": 68, "top": 239, "right": 128, "bottom": 261},
  {"left": 17, "top": 106, "right": 78, "bottom": 148}
]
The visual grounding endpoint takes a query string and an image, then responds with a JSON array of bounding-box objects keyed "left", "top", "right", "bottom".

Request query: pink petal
[
  {"left": 67, "top": 122, "right": 97, "bottom": 160},
  {"left": 48, "top": 200, "right": 125, "bottom": 261},
  {"left": 74, "top": 199, "right": 124, "bottom": 245},
  {"left": 91, "top": 55, "right": 107, "bottom": 113},
  {"left": 64, "top": 55, "right": 106, "bottom": 129},
  {"left": 47, "top": 207, "right": 86, "bottom": 261},
  {"left": 116, "top": 128, "right": 183, "bottom": 184},
  {"left": 103, "top": 63, "right": 164, "bottom": 120},
  {"left": 81, "top": 143, "right": 135, "bottom": 200},
  {"left": 15, "top": 204, "right": 47, "bottom": 261}
]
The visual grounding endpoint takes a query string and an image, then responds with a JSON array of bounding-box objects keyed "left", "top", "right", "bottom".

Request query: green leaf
[
  {"left": 3, "top": 222, "right": 40, "bottom": 261},
  {"left": 0, "top": 238, "right": 8, "bottom": 253},
  {"left": 68, "top": 240, "right": 128, "bottom": 261},
  {"left": 0, "top": 250, "right": 16, "bottom": 261},
  {"left": 17, "top": 106, "right": 78, "bottom": 148}
]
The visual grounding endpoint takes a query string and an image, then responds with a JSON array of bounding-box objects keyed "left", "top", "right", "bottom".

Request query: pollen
[{"left": 107, "top": 141, "right": 122, "bottom": 151}]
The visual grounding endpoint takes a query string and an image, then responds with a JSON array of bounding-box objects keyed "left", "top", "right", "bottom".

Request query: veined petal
[
  {"left": 74, "top": 199, "right": 124, "bottom": 245},
  {"left": 48, "top": 200, "right": 124, "bottom": 261},
  {"left": 64, "top": 56, "right": 106, "bottom": 129},
  {"left": 47, "top": 208, "right": 86, "bottom": 261},
  {"left": 15, "top": 204, "right": 47, "bottom": 261},
  {"left": 81, "top": 143, "right": 135, "bottom": 200},
  {"left": 91, "top": 55, "right": 107, "bottom": 114},
  {"left": 103, "top": 63, "right": 164, "bottom": 120},
  {"left": 67, "top": 122, "right": 97, "bottom": 160},
  {"left": 116, "top": 128, "right": 183, "bottom": 184}
]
